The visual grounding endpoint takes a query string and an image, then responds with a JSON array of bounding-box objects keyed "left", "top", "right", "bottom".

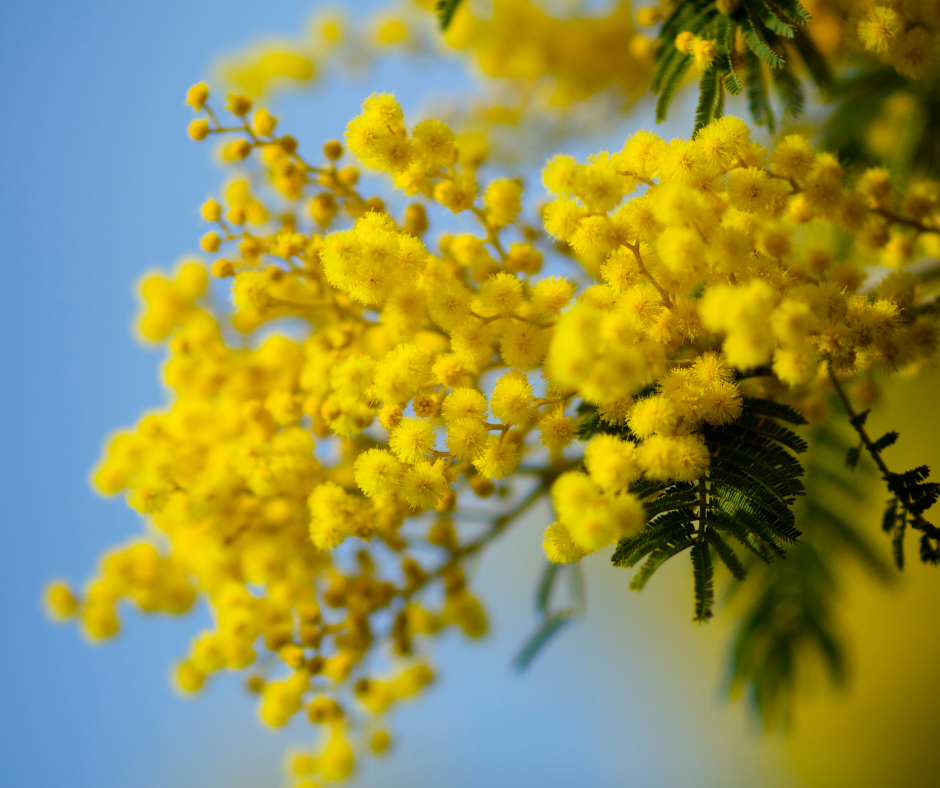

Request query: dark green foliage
[
  {"left": 656, "top": 54, "right": 694, "bottom": 123},
  {"left": 886, "top": 466, "right": 939, "bottom": 518},
  {"left": 829, "top": 365, "right": 940, "bottom": 568},
  {"left": 850, "top": 408, "right": 869, "bottom": 429},
  {"left": 724, "top": 68, "right": 744, "bottom": 96},
  {"left": 872, "top": 431, "right": 899, "bottom": 453},
  {"left": 694, "top": 67, "right": 721, "bottom": 132},
  {"left": 790, "top": 27, "right": 833, "bottom": 91},
  {"left": 919, "top": 533, "right": 940, "bottom": 565},
  {"left": 744, "top": 50, "right": 774, "bottom": 132},
  {"left": 691, "top": 543, "right": 715, "bottom": 622},
  {"left": 707, "top": 529, "right": 748, "bottom": 580},
  {"left": 733, "top": 397, "right": 806, "bottom": 426},
  {"left": 771, "top": 65, "right": 805, "bottom": 120},
  {"left": 881, "top": 465, "right": 940, "bottom": 568},
  {"left": 578, "top": 385, "right": 909, "bottom": 721},
  {"left": 608, "top": 398, "right": 807, "bottom": 623},
  {"left": 730, "top": 544, "right": 842, "bottom": 725},
  {"left": 845, "top": 444, "right": 862, "bottom": 470},
  {"left": 713, "top": 77, "right": 726, "bottom": 121},
  {"left": 741, "top": 7, "right": 784, "bottom": 68},
  {"left": 649, "top": 0, "right": 829, "bottom": 130},
  {"left": 435, "top": 0, "right": 464, "bottom": 31},
  {"left": 758, "top": 1, "right": 796, "bottom": 38},
  {"left": 728, "top": 423, "right": 891, "bottom": 727},
  {"left": 770, "top": 0, "right": 811, "bottom": 25}
]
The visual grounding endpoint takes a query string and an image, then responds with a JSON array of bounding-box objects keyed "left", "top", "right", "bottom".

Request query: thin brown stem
[
  {"left": 827, "top": 362, "right": 892, "bottom": 480},
  {"left": 627, "top": 240, "right": 672, "bottom": 307},
  {"left": 471, "top": 207, "right": 508, "bottom": 261},
  {"left": 873, "top": 207, "right": 937, "bottom": 235}
]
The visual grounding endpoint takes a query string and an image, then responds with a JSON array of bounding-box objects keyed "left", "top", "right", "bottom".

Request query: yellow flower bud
[
  {"left": 223, "top": 139, "right": 252, "bottom": 161},
  {"left": 188, "top": 119, "right": 210, "bottom": 141},
  {"left": 323, "top": 139, "right": 344, "bottom": 160},
  {"left": 200, "top": 199, "right": 221, "bottom": 221},
  {"left": 44, "top": 581, "right": 78, "bottom": 620},
  {"left": 200, "top": 232, "right": 221, "bottom": 252},
  {"left": 185, "top": 82, "right": 209, "bottom": 110},
  {"left": 252, "top": 108, "right": 278, "bottom": 136},
  {"left": 211, "top": 259, "right": 234, "bottom": 278},
  {"left": 227, "top": 93, "right": 253, "bottom": 117}
]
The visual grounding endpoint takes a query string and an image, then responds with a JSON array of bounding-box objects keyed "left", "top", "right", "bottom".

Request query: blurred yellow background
[{"left": 783, "top": 366, "right": 940, "bottom": 788}]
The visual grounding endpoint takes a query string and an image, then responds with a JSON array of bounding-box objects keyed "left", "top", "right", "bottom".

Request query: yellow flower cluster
[
  {"left": 854, "top": 1, "right": 939, "bottom": 79},
  {"left": 218, "top": 1, "right": 656, "bottom": 107},
  {"left": 540, "top": 116, "right": 939, "bottom": 552},
  {"left": 442, "top": 0, "right": 655, "bottom": 104},
  {"left": 48, "top": 82, "right": 940, "bottom": 784}
]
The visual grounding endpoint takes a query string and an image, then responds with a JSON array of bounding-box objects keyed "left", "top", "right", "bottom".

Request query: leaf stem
[
  {"left": 827, "top": 361, "right": 938, "bottom": 542},
  {"left": 827, "top": 362, "right": 892, "bottom": 479},
  {"left": 697, "top": 474, "right": 708, "bottom": 547}
]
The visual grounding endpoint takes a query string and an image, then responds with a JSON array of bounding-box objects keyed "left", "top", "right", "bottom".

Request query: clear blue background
[{"left": 0, "top": 2, "right": 796, "bottom": 786}]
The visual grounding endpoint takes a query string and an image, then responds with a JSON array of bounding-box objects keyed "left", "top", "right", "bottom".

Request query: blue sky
[{"left": 0, "top": 2, "right": 797, "bottom": 787}]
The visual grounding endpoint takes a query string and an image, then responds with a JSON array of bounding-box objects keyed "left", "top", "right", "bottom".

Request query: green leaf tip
[{"left": 436, "top": 0, "right": 464, "bottom": 31}]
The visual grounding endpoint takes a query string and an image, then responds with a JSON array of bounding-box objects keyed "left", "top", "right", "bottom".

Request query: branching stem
[
  {"left": 873, "top": 207, "right": 937, "bottom": 235},
  {"left": 827, "top": 361, "right": 937, "bottom": 539},
  {"left": 827, "top": 362, "right": 891, "bottom": 479},
  {"left": 471, "top": 207, "right": 508, "bottom": 261}
]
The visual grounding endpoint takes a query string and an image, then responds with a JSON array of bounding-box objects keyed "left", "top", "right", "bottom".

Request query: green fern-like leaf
[
  {"left": 791, "top": 26, "right": 833, "bottom": 91},
  {"left": 872, "top": 431, "right": 899, "bottom": 453},
  {"left": 649, "top": 0, "right": 819, "bottom": 129},
  {"left": 845, "top": 445, "right": 862, "bottom": 469},
  {"left": 707, "top": 529, "right": 748, "bottom": 580},
  {"left": 744, "top": 50, "right": 775, "bottom": 132},
  {"left": 656, "top": 54, "right": 694, "bottom": 123},
  {"left": 920, "top": 533, "right": 940, "bottom": 565},
  {"left": 724, "top": 68, "right": 744, "bottom": 95},
  {"left": 769, "top": 0, "right": 812, "bottom": 25},
  {"left": 727, "top": 421, "right": 891, "bottom": 727},
  {"left": 515, "top": 562, "right": 585, "bottom": 671},
  {"left": 714, "top": 76, "right": 726, "bottom": 118},
  {"left": 739, "top": 7, "right": 785, "bottom": 68},
  {"left": 771, "top": 65, "right": 805, "bottom": 119},
  {"left": 435, "top": 0, "right": 463, "bottom": 31},
  {"left": 828, "top": 364, "right": 940, "bottom": 567},
  {"left": 691, "top": 542, "right": 716, "bottom": 622},
  {"left": 632, "top": 543, "right": 691, "bottom": 591},
  {"left": 736, "top": 398, "right": 807, "bottom": 425},
  {"left": 694, "top": 68, "right": 722, "bottom": 131},
  {"left": 713, "top": 12, "right": 733, "bottom": 50},
  {"left": 612, "top": 398, "right": 808, "bottom": 621},
  {"left": 881, "top": 465, "right": 940, "bottom": 568},
  {"left": 756, "top": 0, "right": 796, "bottom": 38}
]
